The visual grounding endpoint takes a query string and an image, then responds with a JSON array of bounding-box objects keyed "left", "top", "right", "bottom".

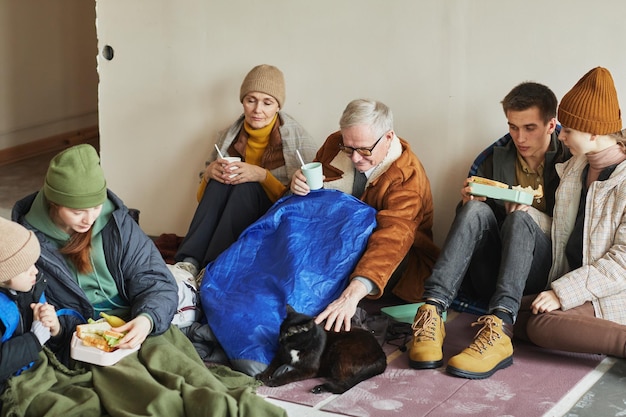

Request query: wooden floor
[
  {"left": 1, "top": 151, "right": 625, "bottom": 417},
  {"left": 0, "top": 149, "right": 58, "bottom": 219}
]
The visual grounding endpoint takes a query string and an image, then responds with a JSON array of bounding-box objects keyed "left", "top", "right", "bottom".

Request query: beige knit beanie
[
  {"left": 239, "top": 64, "right": 285, "bottom": 108},
  {"left": 558, "top": 67, "right": 622, "bottom": 135},
  {"left": 0, "top": 217, "right": 40, "bottom": 283}
]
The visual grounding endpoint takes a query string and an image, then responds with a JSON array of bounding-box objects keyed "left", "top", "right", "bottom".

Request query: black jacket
[
  {"left": 468, "top": 129, "right": 571, "bottom": 224},
  {"left": 12, "top": 190, "right": 178, "bottom": 365},
  {"left": 0, "top": 280, "right": 45, "bottom": 393}
]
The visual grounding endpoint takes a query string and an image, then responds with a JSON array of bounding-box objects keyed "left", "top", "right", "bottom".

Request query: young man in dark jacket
[{"left": 409, "top": 82, "right": 571, "bottom": 379}]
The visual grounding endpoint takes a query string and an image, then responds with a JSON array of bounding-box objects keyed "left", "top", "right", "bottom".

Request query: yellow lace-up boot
[
  {"left": 446, "top": 315, "right": 513, "bottom": 379},
  {"left": 408, "top": 304, "right": 446, "bottom": 369}
]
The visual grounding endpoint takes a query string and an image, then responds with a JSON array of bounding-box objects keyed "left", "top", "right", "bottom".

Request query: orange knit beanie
[{"left": 558, "top": 67, "right": 622, "bottom": 135}]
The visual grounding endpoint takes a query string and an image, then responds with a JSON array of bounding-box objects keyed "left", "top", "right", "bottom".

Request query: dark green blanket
[{"left": 1, "top": 326, "right": 286, "bottom": 417}]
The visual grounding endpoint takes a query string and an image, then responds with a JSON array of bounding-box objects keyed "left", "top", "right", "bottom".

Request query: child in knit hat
[
  {"left": 519, "top": 67, "right": 626, "bottom": 358},
  {"left": 0, "top": 217, "right": 60, "bottom": 391}
]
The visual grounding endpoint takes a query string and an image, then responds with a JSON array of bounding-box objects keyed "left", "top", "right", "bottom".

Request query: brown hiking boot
[
  {"left": 446, "top": 315, "right": 513, "bottom": 379},
  {"left": 409, "top": 304, "right": 446, "bottom": 369}
]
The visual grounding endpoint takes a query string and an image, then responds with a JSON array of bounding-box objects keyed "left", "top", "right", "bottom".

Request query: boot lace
[
  {"left": 411, "top": 308, "right": 439, "bottom": 342},
  {"left": 467, "top": 315, "right": 501, "bottom": 354}
]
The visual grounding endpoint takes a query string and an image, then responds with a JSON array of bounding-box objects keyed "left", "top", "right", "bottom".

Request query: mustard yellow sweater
[{"left": 197, "top": 115, "right": 285, "bottom": 202}]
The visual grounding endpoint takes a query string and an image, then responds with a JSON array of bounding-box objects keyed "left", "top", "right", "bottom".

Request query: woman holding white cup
[{"left": 175, "top": 65, "right": 317, "bottom": 277}]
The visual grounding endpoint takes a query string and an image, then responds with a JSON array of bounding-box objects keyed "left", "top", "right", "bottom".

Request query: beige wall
[
  {"left": 96, "top": 0, "right": 626, "bottom": 245},
  {"left": 0, "top": 1, "right": 98, "bottom": 150}
]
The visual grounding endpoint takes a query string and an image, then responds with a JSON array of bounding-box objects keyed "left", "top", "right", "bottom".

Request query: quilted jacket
[{"left": 12, "top": 190, "right": 178, "bottom": 365}]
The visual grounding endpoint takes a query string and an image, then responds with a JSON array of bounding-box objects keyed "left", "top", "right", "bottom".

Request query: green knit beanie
[{"left": 43, "top": 144, "right": 107, "bottom": 209}]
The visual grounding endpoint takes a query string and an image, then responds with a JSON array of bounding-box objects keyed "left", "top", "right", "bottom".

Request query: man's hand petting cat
[{"left": 315, "top": 280, "right": 369, "bottom": 332}]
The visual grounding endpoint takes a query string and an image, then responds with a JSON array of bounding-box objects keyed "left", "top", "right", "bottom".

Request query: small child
[{"left": 0, "top": 217, "right": 60, "bottom": 393}]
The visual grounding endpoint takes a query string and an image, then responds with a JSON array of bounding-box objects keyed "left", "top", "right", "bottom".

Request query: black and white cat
[{"left": 256, "top": 305, "right": 387, "bottom": 394}]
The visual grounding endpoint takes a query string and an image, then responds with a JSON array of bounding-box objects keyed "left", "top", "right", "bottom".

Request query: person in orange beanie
[{"left": 519, "top": 67, "right": 626, "bottom": 358}]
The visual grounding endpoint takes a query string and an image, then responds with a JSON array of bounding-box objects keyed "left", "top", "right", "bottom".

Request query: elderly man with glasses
[{"left": 290, "top": 98, "right": 439, "bottom": 332}]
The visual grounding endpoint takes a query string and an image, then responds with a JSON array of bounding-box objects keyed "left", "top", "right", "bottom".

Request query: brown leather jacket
[{"left": 315, "top": 131, "right": 439, "bottom": 302}]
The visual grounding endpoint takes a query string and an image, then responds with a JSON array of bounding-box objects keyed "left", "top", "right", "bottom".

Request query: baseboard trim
[{"left": 0, "top": 126, "right": 100, "bottom": 166}]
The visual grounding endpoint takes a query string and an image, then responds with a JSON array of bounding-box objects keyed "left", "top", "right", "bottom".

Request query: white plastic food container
[{"left": 70, "top": 332, "right": 140, "bottom": 366}]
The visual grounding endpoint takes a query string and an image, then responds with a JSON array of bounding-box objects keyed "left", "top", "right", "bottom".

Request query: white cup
[
  {"left": 302, "top": 162, "right": 323, "bottom": 190},
  {"left": 222, "top": 156, "right": 241, "bottom": 178}
]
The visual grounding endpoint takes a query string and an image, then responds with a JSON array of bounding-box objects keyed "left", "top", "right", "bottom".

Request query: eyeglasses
[{"left": 339, "top": 133, "right": 385, "bottom": 157}]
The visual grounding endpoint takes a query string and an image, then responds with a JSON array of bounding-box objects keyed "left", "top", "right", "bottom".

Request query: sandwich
[
  {"left": 76, "top": 319, "right": 126, "bottom": 352},
  {"left": 512, "top": 184, "right": 544, "bottom": 199},
  {"left": 468, "top": 176, "right": 510, "bottom": 189}
]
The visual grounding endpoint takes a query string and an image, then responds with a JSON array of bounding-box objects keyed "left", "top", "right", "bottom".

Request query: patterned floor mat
[{"left": 258, "top": 312, "right": 604, "bottom": 417}]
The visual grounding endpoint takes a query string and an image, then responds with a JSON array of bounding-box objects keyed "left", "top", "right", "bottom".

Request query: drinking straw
[
  {"left": 296, "top": 149, "right": 306, "bottom": 167},
  {"left": 214, "top": 144, "right": 224, "bottom": 159}
]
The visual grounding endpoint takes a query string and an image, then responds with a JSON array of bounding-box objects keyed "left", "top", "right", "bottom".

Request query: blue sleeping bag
[{"left": 200, "top": 189, "right": 377, "bottom": 375}]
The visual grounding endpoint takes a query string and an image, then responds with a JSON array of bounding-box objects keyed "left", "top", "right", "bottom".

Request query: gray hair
[{"left": 339, "top": 99, "right": 394, "bottom": 137}]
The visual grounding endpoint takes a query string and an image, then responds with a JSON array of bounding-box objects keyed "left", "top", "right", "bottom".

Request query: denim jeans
[{"left": 423, "top": 200, "right": 551, "bottom": 322}]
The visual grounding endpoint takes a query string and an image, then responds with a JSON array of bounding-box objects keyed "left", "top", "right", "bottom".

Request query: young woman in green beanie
[
  {"left": 14, "top": 143, "right": 176, "bottom": 355},
  {"left": 10, "top": 144, "right": 286, "bottom": 417},
  {"left": 174, "top": 64, "right": 317, "bottom": 278},
  {"left": 517, "top": 67, "right": 626, "bottom": 358}
]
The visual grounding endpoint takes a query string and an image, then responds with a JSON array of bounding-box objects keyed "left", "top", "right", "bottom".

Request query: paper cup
[
  {"left": 302, "top": 162, "right": 323, "bottom": 190},
  {"left": 222, "top": 156, "right": 241, "bottom": 178}
]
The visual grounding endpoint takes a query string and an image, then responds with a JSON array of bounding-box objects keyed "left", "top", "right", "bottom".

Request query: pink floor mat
[{"left": 258, "top": 312, "right": 604, "bottom": 417}]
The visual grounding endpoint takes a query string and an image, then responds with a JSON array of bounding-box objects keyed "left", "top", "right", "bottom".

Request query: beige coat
[{"left": 549, "top": 155, "right": 626, "bottom": 324}]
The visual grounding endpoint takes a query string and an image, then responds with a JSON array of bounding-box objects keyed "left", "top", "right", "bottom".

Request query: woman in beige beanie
[
  {"left": 518, "top": 67, "right": 626, "bottom": 358},
  {"left": 0, "top": 217, "right": 60, "bottom": 394},
  {"left": 174, "top": 64, "right": 317, "bottom": 277}
]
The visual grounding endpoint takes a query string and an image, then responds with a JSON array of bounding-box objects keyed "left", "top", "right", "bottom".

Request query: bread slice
[
  {"left": 80, "top": 334, "right": 117, "bottom": 352},
  {"left": 76, "top": 320, "right": 112, "bottom": 339},
  {"left": 512, "top": 183, "right": 544, "bottom": 198},
  {"left": 468, "top": 176, "right": 510, "bottom": 189},
  {"left": 102, "top": 330, "right": 125, "bottom": 349}
]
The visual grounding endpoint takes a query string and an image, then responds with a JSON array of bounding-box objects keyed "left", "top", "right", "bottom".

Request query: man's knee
[
  {"left": 501, "top": 210, "right": 537, "bottom": 237},
  {"left": 461, "top": 200, "right": 492, "bottom": 217},
  {"left": 455, "top": 201, "right": 498, "bottom": 233},
  {"left": 456, "top": 201, "right": 496, "bottom": 225},
  {"left": 503, "top": 210, "right": 532, "bottom": 226}
]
